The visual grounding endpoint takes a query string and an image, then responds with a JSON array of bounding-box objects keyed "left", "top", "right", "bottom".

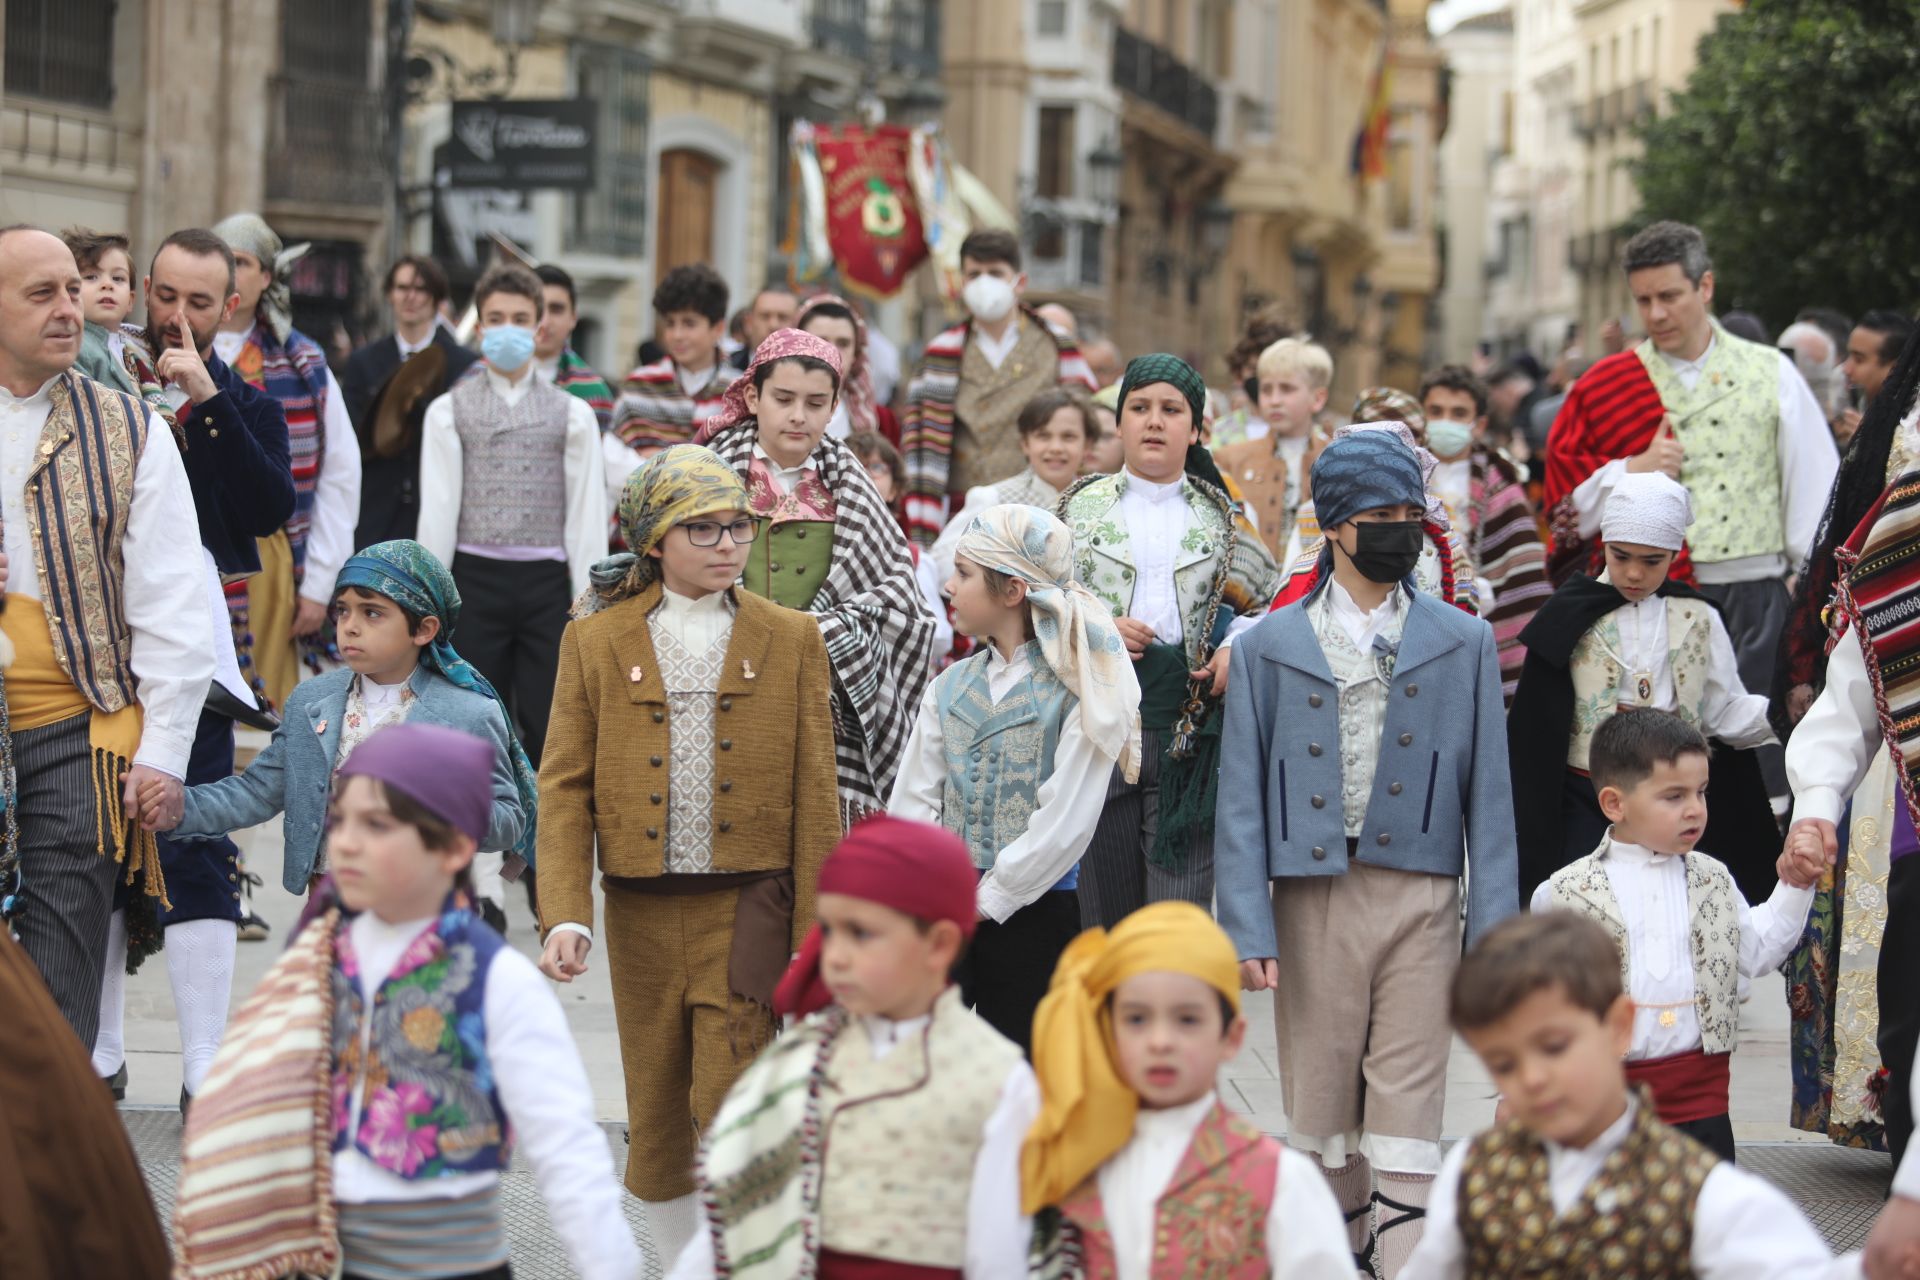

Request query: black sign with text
[{"left": 444, "top": 99, "right": 597, "bottom": 191}]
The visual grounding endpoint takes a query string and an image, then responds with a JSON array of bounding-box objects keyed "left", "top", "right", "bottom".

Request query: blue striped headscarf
[
  {"left": 1307, "top": 432, "right": 1428, "bottom": 591},
  {"left": 332, "top": 540, "right": 538, "bottom": 867}
]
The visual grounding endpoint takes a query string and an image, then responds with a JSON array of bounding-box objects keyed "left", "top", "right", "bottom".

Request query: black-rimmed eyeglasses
[{"left": 681, "top": 518, "right": 759, "bottom": 547}]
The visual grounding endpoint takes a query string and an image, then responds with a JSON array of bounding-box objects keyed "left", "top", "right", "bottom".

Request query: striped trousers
[
  {"left": 10, "top": 713, "right": 116, "bottom": 1049},
  {"left": 1077, "top": 728, "right": 1215, "bottom": 930}
]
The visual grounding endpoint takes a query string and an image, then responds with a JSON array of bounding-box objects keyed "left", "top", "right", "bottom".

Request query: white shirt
[
  {"left": 212, "top": 330, "right": 363, "bottom": 607},
  {"left": 1403, "top": 1096, "right": 1847, "bottom": 1280},
  {"left": 676, "top": 360, "right": 719, "bottom": 396},
  {"left": 1786, "top": 629, "right": 1878, "bottom": 828},
  {"left": 750, "top": 443, "right": 811, "bottom": 496},
  {"left": 0, "top": 378, "right": 212, "bottom": 778},
  {"left": 394, "top": 329, "right": 435, "bottom": 360},
  {"left": 1589, "top": 594, "right": 1776, "bottom": 748},
  {"left": 1324, "top": 578, "right": 1404, "bottom": 653},
  {"left": 889, "top": 643, "right": 1116, "bottom": 921},
  {"left": 1117, "top": 470, "right": 1194, "bottom": 644},
  {"left": 928, "top": 476, "right": 1068, "bottom": 585},
  {"left": 332, "top": 911, "right": 641, "bottom": 1280},
  {"left": 666, "top": 1011, "right": 1040, "bottom": 1280},
  {"left": 356, "top": 672, "right": 409, "bottom": 715},
  {"left": 1568, "top": 340, "right": 1839, "bottom": 580},
  {"left": 1527, "top": 835, "right": 1813, "bottom": 1059},
  {"left": 602, "top": 433, "right": 648, "bottom": 512},
  {"left": 1095, "top": 1093, "right": 1353, "bottom": 1280},
  {"left": 912, "top": 550, "right": 953, "bottom": 664},
  {"left": 416, "top": 367, "right": 608, "bottom": 599},
  {"left": 970, "top": 319, "right": 1022, "bottom": 371},
  {"left": 533, "top": 353, "right": 562, "bottom": 385}
]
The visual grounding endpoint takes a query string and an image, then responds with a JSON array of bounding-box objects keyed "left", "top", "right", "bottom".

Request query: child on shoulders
[
  {"left": 670, "top": 816, "right": 1038, "bottom": 1279},
  {"left": 1402, "top": 911, "right": 1843, "bottom": 1279},
  {"left": 1530, "top": 708, "right": 1819, "bottom": 1162},
  {"left": 1022, "top": 900, "right": 1351, "bottom": 1278}
]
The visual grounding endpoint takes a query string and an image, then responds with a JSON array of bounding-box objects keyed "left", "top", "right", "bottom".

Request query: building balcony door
[{"left": 656, "top": 148, "right": 719, "bottom": 285}]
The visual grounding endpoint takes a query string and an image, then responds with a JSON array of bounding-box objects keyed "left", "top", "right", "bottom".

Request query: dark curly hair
[{"left": 652, "top": 263, "right": 729, "bottom": 324}]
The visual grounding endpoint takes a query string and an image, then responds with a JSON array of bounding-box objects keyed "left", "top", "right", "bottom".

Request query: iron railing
[
  {"left": 1112, "top": 26, "right": 1219, "bottom": 138},
  {"left": 4, "top": 0, "right": 117, "bottom": 109},
  {"left": 888, "top": 0, "right": 941, "bottom": 77},
  {"left": 265, "top": 75, "right": 386, "bottom": 208},
  {"left": 813, "top": 0, "right": 870, "bottom": 60}
]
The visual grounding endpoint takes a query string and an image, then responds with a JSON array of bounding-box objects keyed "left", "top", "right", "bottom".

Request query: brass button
[
  {"left": 227, "top": 873, "right": 238, "bottom": 882},
  {"left": 650, "top": 793, "right": 662, "bottom": 804},
  {"left": 1312, "top": 846, "right": 1327, "bottom": 860},
  {"left": 1311, "top": 794, "right": 1325, "bottom": 808},
  {"left": 646, "top": 827, "right": 658, "bottom": 839},
  {"left": 1308, "top": 743, "right": 1322, "bottom": 756},
  {"left": 1399, "top": 732, "right": 1413, "bottom": 746},
  {"left": 719, "top": 780, "right": 733, "bottom": 792},
  {"left": 1308, "top": 693, "right": 1323, "bottom": 708},
  {"left": 652, "top": 710, "right": 664, "bottom": 723},
  {"left": 719, "top": 739, "right": 732, "bottom": 750},
  {"left": 1389, "top": 781, "right": 1403, "bottom": 795},
  {"left": 718, "top": 820, "right": 732, "bottom": 833},
  {"left": 719, "top": 696, "right": 733, "bottom": 711},
  {"left": 1377, "top": 833, "right": 1391, "bottom": 846},
  {"left": 649, "top": 755, "right": 662, "bottom": 767},
  {"left": 1406, "top": 684, "right": 1419, "bottom": 697}
]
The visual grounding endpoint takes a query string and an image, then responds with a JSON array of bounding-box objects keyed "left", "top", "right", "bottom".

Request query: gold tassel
[{"left": 92, "top": 747, "right": 169, "bottom": 911}]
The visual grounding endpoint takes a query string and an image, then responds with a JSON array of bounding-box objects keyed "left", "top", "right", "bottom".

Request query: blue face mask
[
  {"left": 481, "top": 324, "right": 536, "bottom": 372},
  {"left": 1425, "top": 419, "right": 1474, "bottom": 459}
]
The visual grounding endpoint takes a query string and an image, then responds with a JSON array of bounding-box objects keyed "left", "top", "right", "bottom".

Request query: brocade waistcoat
[
  {"left": 450, "top": 373, "right": 571, "bottom": 549},
  {"left": 1566, "top": 598, "right": 1712, "bottom": 770},
  {"left": 934, "top": 644, "right": 1076, "bottom": 870}
]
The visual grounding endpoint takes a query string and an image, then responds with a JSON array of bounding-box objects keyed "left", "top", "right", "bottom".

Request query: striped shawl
[
  {"left": 1471, "top": 448, "right": 1553, "bottom": 702},
  {"left": 231, "top": 321, "right": 330, "bottom": 574},
  {"left": 704, "top": 423, "right": 936, "bottom": 819},
  {"left": 173, "top": 909, "right": 341, "bottom": 1280},
  {"left": 554, "top": 347, "right": 614, "bottom": 433},
  {"left": 1834, "top": 469, "right": 1920, "bottom": 834},
  {"left": 613, "top": 350, "right": 732, "bottom": 447},
  {"left": 899, "top": 309, "right": 1094, "bottom": 545}
]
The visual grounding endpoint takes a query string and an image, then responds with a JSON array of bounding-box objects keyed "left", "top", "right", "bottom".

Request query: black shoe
[
  {"left": 205, "top": 682, "right": 281, "bottom": 732},
  {"left": 237, "top": 912, "right": 272, "bottom": 942},
  {"left": 103, "top": 1062, "right": 127, "bottom": 1100},
  {"left": 479, "top": 899, "right": 507, "bottom": 935},
  {"left": 180, "top": 1086, "right": 192, "bottom": 1120}
]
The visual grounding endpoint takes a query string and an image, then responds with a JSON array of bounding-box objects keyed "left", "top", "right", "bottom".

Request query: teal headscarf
[
  {"left": 1116, "top": 352, "right": 1228, "bottom": 494},
  {"left": 331, "top": 540, "right": 539, "bottom": 869}
]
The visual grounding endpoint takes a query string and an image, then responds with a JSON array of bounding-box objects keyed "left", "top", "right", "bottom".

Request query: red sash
[
  {"left": 818, "top": 1250, "right": 961, "bottom": 1280},
  {"left": 1624, "top": 1048, "right": 1731, "bottom": 1124}
]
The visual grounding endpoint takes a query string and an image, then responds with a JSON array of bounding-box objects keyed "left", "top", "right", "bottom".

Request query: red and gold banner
[{"left": 812, "top": 124, "right": 929, "bottom": 300}]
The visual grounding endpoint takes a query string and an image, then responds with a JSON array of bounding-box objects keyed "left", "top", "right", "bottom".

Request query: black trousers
[
  {"left": 1673, "top": 1112, "right": 1737, "bottom": 1164},
  {"left": 959, "top": 889, "right": 1082, "bottom": 1056},
  {"left": 450, "top": 553, "right": 571, "bottom": 768},
  {"left": 1881, "top": 855, "right": 1920, "bottom": 1167},
  {"left": 1696, "top": 577, "right": 1790, "bottom": 799}
]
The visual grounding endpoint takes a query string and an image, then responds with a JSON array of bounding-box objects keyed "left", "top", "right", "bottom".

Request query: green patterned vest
[
  {"left": 742, "top": 519, "right": 833, "bottom": 610},
  {"left": 1566, "top": 598, "right": 1714, "bottom": 770},
  {"left": 1459, "top": 1091, "right": 1717, "bottom": 1279},
  {"left": 1636, "top": 325, "right": 1783, "bottom": 564}
]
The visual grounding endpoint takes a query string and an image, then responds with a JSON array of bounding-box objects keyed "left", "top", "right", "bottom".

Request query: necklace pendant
[
  {"left": 1658, "top": 1009, "right": 1678, "bottom": 1028},
  {"left": 1635, "top": 672, "right": 1654, "bottom": 703}
]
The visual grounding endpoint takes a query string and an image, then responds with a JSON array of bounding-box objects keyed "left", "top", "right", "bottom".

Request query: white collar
[
  {"left": 1327, "top": 578, "right": 1402, "bottom": 627},
  {"left": 534, "top": 353, "right": 562, "bottom": 380},
  {"left": 1123, "top": 469, "right": 1187, "bottom": 503},
  {"left": 859, "top": 1010, "right": 932, "bottom": 1056},
  {"left": 0, "top": 374, "right": 59, "bottom": 408},
  {"left": 395, "top": 329, "right": 434, "bottom": 358},
  {"left": 1132, "top": 1090, "right": 1217, "bottom": 1141},
  {"left": 1543, "top": 1092, "right": 1637, "bottom": 1162},
  {"left": 752, "top": 442, "right": 811, "bottom": 476},
  {"left": 1660, "top": 333, "right": 1716, "bottom": 375},
  {"left": 659, "top": 585, "right": 731, "bottom": 618},
  {"left": 485, "top": 364, "right": 533, "bottom": 396},
  {"left": 1601, "top": 829, "right": 1683, "bottom": 867},
  {"left": 986, "top": 642, "right": 1034, "bottom": 675}
]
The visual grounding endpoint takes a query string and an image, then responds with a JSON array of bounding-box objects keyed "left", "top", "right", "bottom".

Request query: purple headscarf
[{"left": 335, "top": 723, "right": 495, "bottom": 844}]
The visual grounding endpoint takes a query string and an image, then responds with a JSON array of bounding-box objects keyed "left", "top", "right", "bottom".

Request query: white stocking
[
  {"left": 472, "top": 849, "right": 506, "bottom": 910},
  {"left": 91, "top": 909, "right": 129, "bottom": 1077},
  {"left": 166, "top": 918, "right": 236, "bottom": 1095},
  {"left": 641, "top": 1194, "right": 700, "bottom": 1274}
]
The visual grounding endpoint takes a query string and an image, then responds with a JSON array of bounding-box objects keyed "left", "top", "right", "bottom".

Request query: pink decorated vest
[{"left": 1058, "top": 1102, "right": 1279, "bottom": 1279}]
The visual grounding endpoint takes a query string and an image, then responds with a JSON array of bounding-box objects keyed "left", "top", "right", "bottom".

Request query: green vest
[
  {"left": 743, "top": 519, "right": 833, "bottom": 610},
  {"left": 1637, "top": 324, "right": 1784, "bottom": 564}
]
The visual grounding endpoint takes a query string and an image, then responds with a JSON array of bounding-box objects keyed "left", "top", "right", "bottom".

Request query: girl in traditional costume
[
  {"left": 694, "top": 328, "right": 937, "bottom": 823},
  {"left": 171, "top": 723, "right": 639, "bottom": 1280}
]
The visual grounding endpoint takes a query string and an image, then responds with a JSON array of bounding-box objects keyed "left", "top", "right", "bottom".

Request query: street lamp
[
  {"left": 1200, "top": 197, "right": 1235, "bottom": 260},
  {"left": 1087, "top": 137, "right": 1125, "bottom": 207}
]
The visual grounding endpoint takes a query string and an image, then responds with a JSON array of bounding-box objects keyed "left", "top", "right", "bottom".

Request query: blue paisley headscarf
[{"left": 331, "top": 540, "right": 538, "bottom": 869}]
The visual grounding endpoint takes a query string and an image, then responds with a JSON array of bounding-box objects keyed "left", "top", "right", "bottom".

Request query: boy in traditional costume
[
  {"left": 532, "top": 263, "right": 615, "bottom": 430},
  {"left": 1212, "top": 337, "right": 1333, "bottom": 564},
  {"left": 1021, "top": 900, "right": 1351, "bottom": 1278},
  {"left": 537, "top": 446, "right": 840, "bottom": 1269},
  {"left": 694, "top": 328, "right": 937, "bottom": 823},
  {"left": 1057, "top": 354, "right": 1284, "bottom": 929},
  {"left": 1214, "top": 429, "right": 1519, "bottom": 1278},
  {"left": 669, "top": 816, "right": 1038, "bottom": 1280},
  {"left": 1401, "top": 911, "right": 1843, "bottom": 1280},
  {"left": 900, "top": 229, "right": 1095, "bottom": 545},
  {"left": 1532, "top": 709, "right": 1818, "bottom": 1162},
  {"left": 1509, "top": 470, "right": 1779, "bottom": 902},
  {"left": 929, "top": 387, "right": 1094, "bottom": 584},
  {"left": 614, "top": 262, "right": 733, "bottom": 455},
  {"left": 890, "top": 503, "right": 1140, "bottom": 1052}
]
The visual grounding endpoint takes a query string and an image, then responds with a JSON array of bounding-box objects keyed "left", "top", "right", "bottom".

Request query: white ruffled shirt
[
  {"left": 1117, "top": 470, "right": 1195, "bottom": 645},
  {"left": 1587, "top": 593, "right": 1775, "bottom": 747}
]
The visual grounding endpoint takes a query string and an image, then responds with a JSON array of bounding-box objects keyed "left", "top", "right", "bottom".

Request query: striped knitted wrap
[
  {"left": 899, "top": 308, "right": 1093, "bottom": 545},
  {"left": 1471, "top": 449, "right": 1553, "bottom": 702},
  {"left": 1834, "top": 469, "right": 1920, "bottom": 834},
  {"left": 239, "top": 322, "right": 330, "bottom": 574},
  {"left": 613, "top": 350, "right": 731, "bottom": 447},
  {"left": 553, "top": 347, "right": 614, "bottom": 433}
]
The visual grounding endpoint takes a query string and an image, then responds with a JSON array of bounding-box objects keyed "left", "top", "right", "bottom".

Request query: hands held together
[
  {"left": 1777, "top": 818, "right": 1838, "bottom": 889},
  {"left": 120, "top": 765, "right": 183, "bottom": 833}
]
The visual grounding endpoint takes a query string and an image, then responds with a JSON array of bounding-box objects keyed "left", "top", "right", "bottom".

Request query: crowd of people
[{"left": 2, "top": 208, "right": 1919, "bottom": 1280}]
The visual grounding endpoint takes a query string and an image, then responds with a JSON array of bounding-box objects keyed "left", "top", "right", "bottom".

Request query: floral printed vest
[
  {"left": 1459, "top": 1091, "right": 1716, "bottom": 1278},
  {"left": 934, "top": 642, "right": 1076, "bottom": 870},
  {"left": 1547, "top": 845, "right": 1741, "bottom": 1054},
  {"left": 1566, "top": 597, "right": 1713, "bottom": 770},
  {"left": 330, "top": 898, "right": 512, "bottom": 1179},
  {"left": 1058, "top": 1102, "right": 1279, "bottom": 1280}
]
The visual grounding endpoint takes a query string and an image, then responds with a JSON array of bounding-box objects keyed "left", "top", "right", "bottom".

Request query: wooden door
[{"left": 656, "top": 148, "right": 719, "bottom": 284}]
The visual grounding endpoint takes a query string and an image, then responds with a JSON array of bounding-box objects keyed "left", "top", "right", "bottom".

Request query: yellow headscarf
[
  {"left": 1019, "top": 901, "right": 1241, "bottom": 1214},
  {"left": 576, "top": 444, "right": 751, "bottom": 615}
]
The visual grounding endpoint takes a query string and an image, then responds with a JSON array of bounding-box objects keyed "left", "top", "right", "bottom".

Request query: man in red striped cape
[{"left": 1543, "top": 221, "right": 1836, "bottom": 798}]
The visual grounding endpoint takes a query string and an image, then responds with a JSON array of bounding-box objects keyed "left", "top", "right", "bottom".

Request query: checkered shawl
[
  {"left": 1834, "top": 469, "right": 1920, "bottom": 834},
  {"left": 703, "top": 423, "right": 936, "bottom": 818}
]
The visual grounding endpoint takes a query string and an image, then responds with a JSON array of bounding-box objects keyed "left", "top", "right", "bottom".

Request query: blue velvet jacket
[{"left": 179, "top": 353, "right": 295, "bottom": 577}]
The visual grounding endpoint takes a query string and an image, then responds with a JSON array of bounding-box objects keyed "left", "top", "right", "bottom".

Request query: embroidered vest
[
  {"left": 817, "top": 987, "right": 1023, "bottom": 1267},
  {"left": 1547, "top": 848, "right": 1740, "bottom": 1054},
  {"left": 330, "top": 901, "right": 512, "bottom": 1179},
  {"left": 952, "top": 320, "right": 1060, "bottom": 494},
  {"left": 1458, "top": 1093, "right": 1717, "bottom": 1278},
  {"left": 233, "top": 322, "right": 329, "bottom": 575},
  {"left": 991, "top": 467, "right": 1063, "bottom": 511},
  {"left": 25, "top": 373, "right": 145, "bottom": 713},
  {"left": 449, "top": 373, "right": 572, "bottom": 548},
  {"left": 653, "top": 609, "right": 731, "bottom": 874},
  {"left": 1566, "top": 598, "right": 1714, "bottom": 770},
  {"left": 1311, "top": 590, "right": 1407, "bottom": 838},
  {"left": 934, "top": 644, "right": 1077, "bottom": 870},
  {"left": 1637, "top": 327, "right": 1784, "bottom": 564},
  {"left": 1216, "top": 433, "right": 1322, "bottom": 562},
  {"left": 1057, "top": 1102, "right": 1280, "bottom": 1280}
]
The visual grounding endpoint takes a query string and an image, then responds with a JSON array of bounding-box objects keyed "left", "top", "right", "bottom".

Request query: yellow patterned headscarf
[
  {"left": 577, "top": 444, "right": 751, "bottom": 614},
  {"left": 1020, "top": 901, "right": 1241, "bottom": 1213}
]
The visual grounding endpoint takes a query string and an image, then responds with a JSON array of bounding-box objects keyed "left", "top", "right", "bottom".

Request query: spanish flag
[{"left": 1352, "top": 41, "right": 1394, "bottom": 181}]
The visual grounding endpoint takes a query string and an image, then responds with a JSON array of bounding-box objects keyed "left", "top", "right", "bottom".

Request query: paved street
[{"left": 115, "top": 781, "right": 1892, "bottom": 1275}]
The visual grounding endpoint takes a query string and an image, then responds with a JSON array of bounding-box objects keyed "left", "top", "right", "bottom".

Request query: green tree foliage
[{"left": 1630, "top": 0, "right": 1920, "bottom": 330}]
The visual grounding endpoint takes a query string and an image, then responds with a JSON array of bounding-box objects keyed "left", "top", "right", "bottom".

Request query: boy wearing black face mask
[{"left": 1214, "top": 430, "right": 1520, "bottom": 1279}]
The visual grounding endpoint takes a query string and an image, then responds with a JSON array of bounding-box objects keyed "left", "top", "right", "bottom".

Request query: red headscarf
[
  {"left": 794, "top": 293, "right": 878, "bottom": 436},
  {"left": 694, "top": 327, "right": 845, "bottom": 444},
  {"left": 772, "top": 816, "right": 980, "bottom": 1017}
]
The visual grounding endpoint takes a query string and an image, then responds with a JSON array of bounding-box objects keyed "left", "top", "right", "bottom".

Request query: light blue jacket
[
  {"left": 1213, "top": 588, "right": 1519, "bottom": 960},
  {"left": 173, "top": 666, "right": 526, "bottom": 893}
]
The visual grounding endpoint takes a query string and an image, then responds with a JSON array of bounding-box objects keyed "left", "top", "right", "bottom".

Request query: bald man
[{"left": 0, "top": 226, "right": 211, "bottom": 1048}]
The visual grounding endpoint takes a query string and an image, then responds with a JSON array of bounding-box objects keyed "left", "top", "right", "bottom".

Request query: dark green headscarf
[{"left": 1116, "top": 353, "right": 1227, "bottom": 493}]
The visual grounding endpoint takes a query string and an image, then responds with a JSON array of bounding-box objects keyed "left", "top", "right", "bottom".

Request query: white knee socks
[
  {"left": 1323, "top": 1153, "right": 1375, "bottom": 1267},
  {"left": 91, "top": 909, "right": 129, "bottom": 1077},
  {"left": 1374, "top": 1170, "right": 1435, "bottom": 1279},
  {"left": 166, "top": 918, "right": 236, "bottom": 1096},
  {"left": 640, "top": 1194, "right": 700, "bottom": 1275}
]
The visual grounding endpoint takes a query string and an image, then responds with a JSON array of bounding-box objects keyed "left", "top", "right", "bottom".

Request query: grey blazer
[
  {"left": 1213, "top": 588, "right": 1519, "bottom": 960},
  {"left": 173, "top": 666, "right": 526, "bottom": 893}
]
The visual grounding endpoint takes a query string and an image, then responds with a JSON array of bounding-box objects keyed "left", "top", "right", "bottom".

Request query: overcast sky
[{"left": 1428, "top": 0, "right": 1510, "bottom": 37}]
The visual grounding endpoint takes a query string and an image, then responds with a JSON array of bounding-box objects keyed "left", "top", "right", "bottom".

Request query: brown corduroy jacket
[
  {"left": 537, "top": 582, "right": 840, "bottom": 948},
  {"left": 1213, "top": 427, "right": 1330, "bottom": 561}
]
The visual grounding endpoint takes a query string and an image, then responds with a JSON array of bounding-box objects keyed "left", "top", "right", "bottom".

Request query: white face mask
[
  {"left": 962, "top": 274, "right": 1017, "bottom": 323},
  {"left": 1425, "top": 419, "right": 1474, "bottom": 459}
]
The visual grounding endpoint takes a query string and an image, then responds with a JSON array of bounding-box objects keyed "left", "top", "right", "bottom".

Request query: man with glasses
[{"left": 342, "top": 253, "right": 479, "bottom": 547}]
